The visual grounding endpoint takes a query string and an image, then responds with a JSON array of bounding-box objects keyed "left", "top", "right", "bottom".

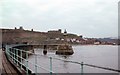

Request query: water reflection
[
  {"left": 26, "top": 45, "right": 118, "bottom": 73},
  {"left": 58, "top": 55, "right": 71, "bottom": 59}
]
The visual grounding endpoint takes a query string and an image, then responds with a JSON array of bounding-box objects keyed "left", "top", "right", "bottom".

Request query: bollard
[
  {"left": 50, "top": 57, "right": 52, "bottom": 75},
  {"left": 81, "top": 62, "right": 83, "bottom": 75},
  {"left": 35, "top": 54, "right": 37, "bottom": 74}
]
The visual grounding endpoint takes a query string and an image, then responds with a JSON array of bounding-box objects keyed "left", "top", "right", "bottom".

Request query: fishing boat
[{"left": 56, "top": 44, "right": 74, "bottom": 55}]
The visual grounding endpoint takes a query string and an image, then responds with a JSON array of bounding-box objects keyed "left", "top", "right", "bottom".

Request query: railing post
[
  {"left": 13, "top": 48, "right": 16, "bottom": 63},
  {"left": 5, "top": 45, "right": 8, "bottom": 54},
  {"left": 20, "top": 50, "right": 23, "bottom": 69},
  {"left": 16, "top": 49, "right": 18, "bottom": 66},
  {"left": 9, "top": 48, "right": 12, "bottom": 61},
  {"left": 5, "top": 45, "right": 8, "bottom": 57},
  {"left": 26, "top": 51, "right": 29, "bottom": 75},
  {"left": 9, "top": 48, "right": 14, "bottom": 62},
  {"left": 81, "top": 62, "right": 83, "bottom": 75},
  {"left": 50, "top": 57, "right": 52, "bottom": 75},
  {"left": 7, "top": 48, "right": 9, "bottom": 59},
  {"left": 35, "top": 54, "right": 37, "bottom": 74}
]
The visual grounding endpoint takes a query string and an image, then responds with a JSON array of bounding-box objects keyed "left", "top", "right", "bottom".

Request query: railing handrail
[
  {"left": 5, "top": 45, "right": 120, "bottom": 75},
  {"left": 11, "top": 48, "right": 120, "bottom": 72}
]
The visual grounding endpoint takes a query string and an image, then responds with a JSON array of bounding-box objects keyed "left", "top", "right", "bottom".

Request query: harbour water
[{"left": 26, "top": 45, "right": 118, "bottom": 73}]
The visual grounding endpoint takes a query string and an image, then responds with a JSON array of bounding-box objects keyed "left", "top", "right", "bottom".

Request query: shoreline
[{"left": 71, "top": 44, "right": 119, "bottom": 46}]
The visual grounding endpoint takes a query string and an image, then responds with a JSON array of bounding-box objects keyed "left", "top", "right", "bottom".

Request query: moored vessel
[{"left": 56, "top": 44, "right": 74, "bottom": 55}]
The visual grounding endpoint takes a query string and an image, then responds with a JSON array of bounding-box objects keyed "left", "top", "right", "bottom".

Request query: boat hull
[
  {"left": 56, "top": 50, "right": 74, "bottom": 55},
  {"left": 55, "top": 44, "right": 74, "bottom": 55}
]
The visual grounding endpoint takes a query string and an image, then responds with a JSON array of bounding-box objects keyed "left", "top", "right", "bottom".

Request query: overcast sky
[{"left": 1, "top": 0, "right": 119, "bottom": 38}]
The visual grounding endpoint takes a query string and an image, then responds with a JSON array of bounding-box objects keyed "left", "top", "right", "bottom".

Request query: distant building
[
  {"left": 58, "top": 29, "right": 62, "bottom": 32},
  {"left": 31, "top": 29, "right": 33, "bottom": 31},
  {"left": 94, "top": 42, "right": 100, "bottom": 45},
  {"left": 64, "top": 29, "right": 67, "bottom": 34},
  {"left": 15, "top": 27, "right": 17, "bottom": 29},
  {"left": 19, "top": 26, "right": 24, "bottom": 30},
  {"left": 79, "top": 35, "right": 83, "bottom": 38},
  {"left": 48, "top": 29, "right": 62, "bottom": 34}
]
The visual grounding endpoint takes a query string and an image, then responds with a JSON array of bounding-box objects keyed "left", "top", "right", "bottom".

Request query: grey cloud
[{"left": 1, "top": 0, "right": 119, "bottom": 38}]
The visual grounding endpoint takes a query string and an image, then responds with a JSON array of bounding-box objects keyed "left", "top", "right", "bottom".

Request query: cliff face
[
  {"left": 1, "top": 29, "right": 47, "bottom": 44},
  {"left": 1, "top": 28, "right": 82, "bottom": 45},
  {"left": 1, "top": 28, "right": 118, "bottom": 45}
]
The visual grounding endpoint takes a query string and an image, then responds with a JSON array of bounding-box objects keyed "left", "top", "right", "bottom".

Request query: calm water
[{"left": 25, "top": 45, "right": 118, "bottom": 73}]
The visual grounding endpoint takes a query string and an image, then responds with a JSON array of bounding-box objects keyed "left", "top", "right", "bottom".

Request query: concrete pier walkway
[{"left": 1, "top": 50, "right": 19, "bottom": 75}]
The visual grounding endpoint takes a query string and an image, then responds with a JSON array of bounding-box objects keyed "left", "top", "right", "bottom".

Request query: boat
[{"left": 56, "top": 44, "right": 74, "bottom": 55}]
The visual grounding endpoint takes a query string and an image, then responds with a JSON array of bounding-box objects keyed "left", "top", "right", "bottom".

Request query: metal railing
[
  {"left": 5, "top": 45, "right": 59, "bottom": 75},
  {"left": 5, "top": 45, "right": 120, "bottom": 75}
]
